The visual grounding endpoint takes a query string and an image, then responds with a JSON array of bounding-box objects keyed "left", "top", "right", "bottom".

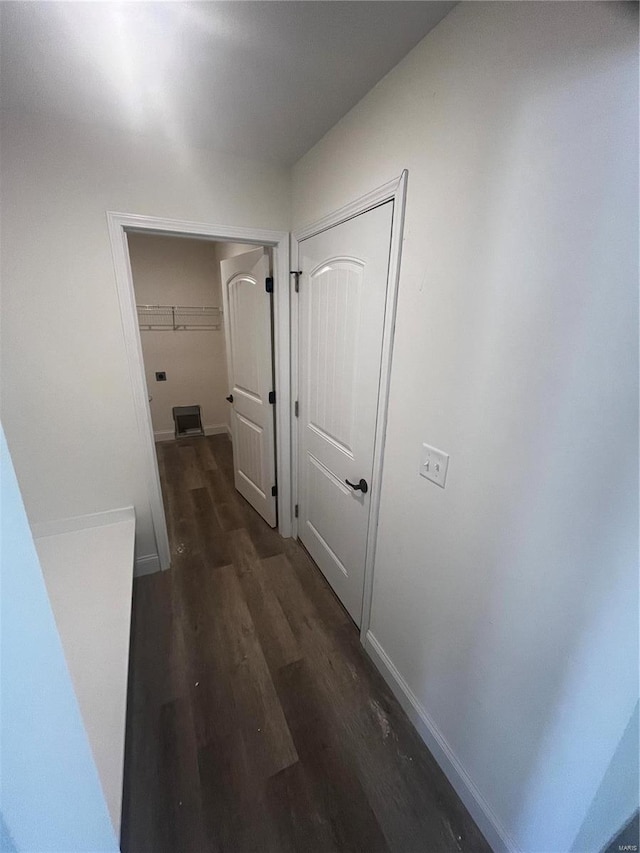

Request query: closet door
[
  {"left": 298, "top": 202, "right": 394, "bottom": 624},
  {"left": 221, "top": 249, "right": 276, "bottom": 527}
]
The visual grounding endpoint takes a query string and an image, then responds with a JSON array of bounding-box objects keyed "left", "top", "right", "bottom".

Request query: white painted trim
[
  {"left": 107, "top": 212, "right": 171, "bottom": 570},
  {"left": 271, "top": 234, "right": 293, "bottom": 538},
  {"left": 154, "top": 424, "right": 230, "bottom": 443},
  {"left": 290, "top": 234, "right": 300, "bottom": 539},
  {"left": 291, "top": 171, "right": 408, "bottom": 632},
  {"left": 360, "top": 170, "right": 408, "bottom": 638},
  {"left": 107, "top": 211, "right": 292, "bottom": 569},
  {"left": 110, "top": 212, "right": 288, "bottom": 247},
  {"left": 134, "top": 553, "right": 162, "bottom": 577},
  {"left": 364, "top": 631, "right": 520, "bottom": 853},
  {"left": 31, "top": 506, "right": 136, "bottom": 539},
  {"left": 294, "top": 174, "right": 407, "bottom": 242}
]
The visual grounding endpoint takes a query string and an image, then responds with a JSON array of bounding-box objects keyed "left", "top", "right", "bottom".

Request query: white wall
[
  {"left": 293, "top": 3, "right": 638, "bottom": 852},
  {"left": 0, "top": 111, "right": 289, "bottom": 565},
  {"left": 214, "top": 241, "right": 258, "bottom": 263},
  {"left": 128, "top": 233, "right": 229, "bottom": 438}
]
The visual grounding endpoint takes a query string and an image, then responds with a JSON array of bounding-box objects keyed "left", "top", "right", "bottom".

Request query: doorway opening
[
  {"left": 108, "top": 213, "right": 292, "bottom": 572},
  {"left": 127, "top": 234, "right": 279, "bottom": 554}
]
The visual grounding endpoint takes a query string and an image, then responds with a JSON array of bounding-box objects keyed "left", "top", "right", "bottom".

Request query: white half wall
[
  {"left": 292, "top": 3, "right": 638, "bottom": 852},
  {"left": 0, "top": 111, "right": 290, "bottom": 563},
  {"left": 35, "top": 508, "right": 135, "bottom": 834}
]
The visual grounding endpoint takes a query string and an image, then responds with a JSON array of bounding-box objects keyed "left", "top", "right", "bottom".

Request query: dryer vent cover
[{"left": 173, "top": 405, "right": 204, "bottom": 439}]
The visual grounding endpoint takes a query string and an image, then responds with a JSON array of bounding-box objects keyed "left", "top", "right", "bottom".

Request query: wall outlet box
[
  {"left": 155, "top": 371, "right": 167, "bottom": 381},
  {"left": 420, "top": 443, "right": 449, "bottom": 488}
]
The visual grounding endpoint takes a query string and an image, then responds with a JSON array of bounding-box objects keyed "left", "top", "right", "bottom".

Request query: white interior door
[
  {"left": 298, "top": 202, "right": 394, "bottom": 625},
  {"left": 221, "top": 248, "right": 277, "bottom": 527}
]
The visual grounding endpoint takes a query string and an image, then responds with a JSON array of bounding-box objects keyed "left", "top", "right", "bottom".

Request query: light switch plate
[{"left": 420, "top": 443, "right": 449, "bottom": 488}]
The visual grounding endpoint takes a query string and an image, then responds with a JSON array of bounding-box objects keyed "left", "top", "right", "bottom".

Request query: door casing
[
  {"left": 107, "top": 212, "right": 291, "bottom": 572},
  {"left": 291, "top": 171, "right": 408, "bottom": 641}
]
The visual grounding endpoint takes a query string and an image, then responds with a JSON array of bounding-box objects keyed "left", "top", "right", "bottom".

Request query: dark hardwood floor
[{"left": 121, "top": 434, "right": 490, "bottom": 853}]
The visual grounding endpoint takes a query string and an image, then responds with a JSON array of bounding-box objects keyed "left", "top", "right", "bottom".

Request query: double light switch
[{"left": 419, "top": 443, "right": 449, "bottom": 488}]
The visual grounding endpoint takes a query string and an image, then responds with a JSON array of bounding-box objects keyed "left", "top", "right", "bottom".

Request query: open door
[{"left": 220, "top": 248, "right": 277, "bottom": 527}]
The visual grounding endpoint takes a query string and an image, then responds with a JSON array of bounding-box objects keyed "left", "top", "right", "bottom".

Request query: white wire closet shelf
[{"left": 136, "top": 305, "right": 223, "bottom": 330}]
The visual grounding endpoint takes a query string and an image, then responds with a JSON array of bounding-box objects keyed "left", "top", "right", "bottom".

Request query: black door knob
[
  {"left": 345, "top": 478, "right": 368, "bottom": 494},
  {"left": 226, "top": 394, "right": 233, "bottom": 403}
]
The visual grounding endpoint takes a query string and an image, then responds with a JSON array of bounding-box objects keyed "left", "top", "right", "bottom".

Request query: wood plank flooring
[{"left": 121, "top": 435, "right": 490, "bottom": 853}]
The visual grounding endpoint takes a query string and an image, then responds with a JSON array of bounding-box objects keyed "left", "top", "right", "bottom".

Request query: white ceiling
[{"left": 0, "top": 1, "right": 455, "bottom": 165}]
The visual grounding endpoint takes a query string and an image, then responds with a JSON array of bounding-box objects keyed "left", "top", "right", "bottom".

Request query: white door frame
[
  {"left": 107, "top": 212, "right": 292, "bottom": 570},
  {"left": 291, "top": 171, "right": 408, "bottom": 640}
]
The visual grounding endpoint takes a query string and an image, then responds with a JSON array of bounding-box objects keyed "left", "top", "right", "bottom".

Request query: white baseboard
[
  {"left": 154, "top": 423, "right": 231, "bottom": 443},
  {"left": 363, "top": 630, "right": 519, "bottom": 853},
  {"left": 31, "top": 506, "right": 135, "bottom": 539},
  {"left": 134, "top": 553, "right": 161, "bottom": 577},
  {"left": 207, "top": 423, "right": 231, "bottom": 438}
]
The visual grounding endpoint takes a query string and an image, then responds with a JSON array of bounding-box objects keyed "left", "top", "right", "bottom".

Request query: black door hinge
[
  {"left": 271, "top": 485, "right": 278, "bottom": 497},
  {"left": 294, "top": 504, "right": 299, "bottom": 518},
  {"left": 294, "top": 400, "right": 299, "bottom": 417},
  {"left": 290, "top": 270, "right": 302, "bottom": 293},
  {"left": 268, "top": 390, "right": 276, "bottom": 405},
  {"left": 265, "top": 276, "right": 274, "bottom": 293}
]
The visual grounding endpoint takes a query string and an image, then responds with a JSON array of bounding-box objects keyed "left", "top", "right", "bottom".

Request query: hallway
[{"left": 121, "top": 434, "right": 489, "bottom": 852}]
